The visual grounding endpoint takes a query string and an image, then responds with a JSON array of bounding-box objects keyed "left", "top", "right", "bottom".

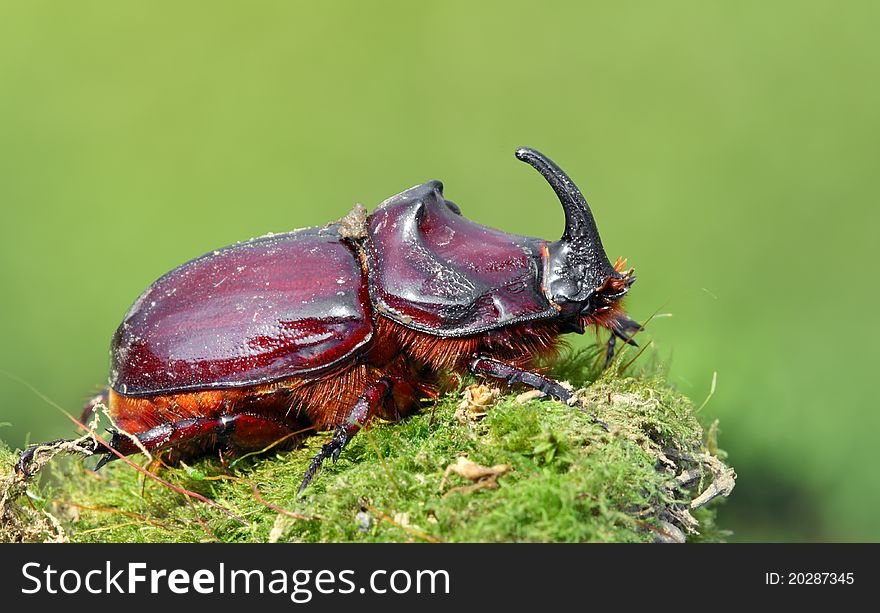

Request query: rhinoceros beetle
[{"left": 17, "top": 147, "right": 641, "bottom": 493}]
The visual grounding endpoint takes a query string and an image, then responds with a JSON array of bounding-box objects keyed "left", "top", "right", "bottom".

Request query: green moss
[{"left": 1, "top": 353, "right": 734, "bottom": 543}]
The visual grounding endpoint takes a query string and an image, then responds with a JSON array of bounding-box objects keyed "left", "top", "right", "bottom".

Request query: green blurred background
[{"left": 1, "top": 1, "right": 877, "bottom": 541}]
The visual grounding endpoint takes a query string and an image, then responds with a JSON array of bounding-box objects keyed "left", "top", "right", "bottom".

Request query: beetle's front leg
[
  {"left": 298, "top": 377, "right": 394, "bottom": 495},
  {"left": 604, "top": 335, "right": 617, "bottom": 368},
  {"left": 605, "top": 314, "right": 643, "bottom": 367},
  {"left": 469, "top": 356, "right": 608, "bottom": 430},
  {"left": 470, "top": 357, "right": 575, "bottom": 404}
]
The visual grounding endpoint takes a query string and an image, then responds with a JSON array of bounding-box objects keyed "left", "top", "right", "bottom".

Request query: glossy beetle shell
[
  {"left": 110, "top": 227, "right": 372, "bottom": 396},
  {"left": 111, "top": 180, "right": 571, "bottom": 397},
  {"left": 365, "top": 181, "right": 556, "bottom": 335}
]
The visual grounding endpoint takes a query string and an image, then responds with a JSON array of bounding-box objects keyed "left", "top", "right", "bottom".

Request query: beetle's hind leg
[
  {"left": 17, "top": 413, "right": 303, "bottom": 477},
  {"left": 89, "top": 413, "right": 303, "bottom": 470},
  {"left": 15, "top": 390, "right": 115, "bottom": 478},
  {"left": 15, "top": 437, "right": 103, "bottom": 478},
  {"left": 469, "top": 356, "right": 609, "bottom": 430}
]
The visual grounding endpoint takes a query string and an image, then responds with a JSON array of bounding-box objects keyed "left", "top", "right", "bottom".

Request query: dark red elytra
[
  {"left": 17, "top": 147, "right": 642, "bottom": 492},
  {"left": 111, "top": 228, "right": 372, "bottom": 395}
]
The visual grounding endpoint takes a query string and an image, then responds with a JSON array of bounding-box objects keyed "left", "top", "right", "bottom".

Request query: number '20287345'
[{"left": 766, "top": 572, "right": 854, "bottom": 585}]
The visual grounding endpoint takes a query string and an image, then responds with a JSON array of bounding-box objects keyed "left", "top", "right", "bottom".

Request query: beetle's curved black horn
[{"left": 515, "top": 147, "right": 604, "bottom": 246}]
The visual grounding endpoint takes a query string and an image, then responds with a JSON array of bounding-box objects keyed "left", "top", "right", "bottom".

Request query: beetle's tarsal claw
[
  {"left": 14, "top": 437, "right": 98, "bottom": 479},
  {"left": 592, "top": 416, "right": 611, "bottom": 432},
  {"left": 298, "top": 425, "right": 350, "bottom": 495},
  {"left": 298, "top": 454, "right": 324, "bottom": 495},
  {"left": 535, "top": 382, "right": 609, "bottom": 431},
  {"left": 93, "top": 453, "right": 114, "bottom": 472},
  {"left": 14, "top": 445, "right": 38, "bottom": 478}
]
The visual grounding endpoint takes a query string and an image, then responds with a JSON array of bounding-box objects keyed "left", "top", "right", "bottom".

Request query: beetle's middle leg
[
  {"left": 297, "top": 376, "right": 417, "bottom": 494},
  {"left": 469, "top": 356, "right": 609, "bottom": 430}
]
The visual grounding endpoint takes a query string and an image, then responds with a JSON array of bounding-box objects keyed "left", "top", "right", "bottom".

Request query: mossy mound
[{"left": 1, "top": 353, "right": 734, "bottom": 543}]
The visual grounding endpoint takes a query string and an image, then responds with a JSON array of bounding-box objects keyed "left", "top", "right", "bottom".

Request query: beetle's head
[{"left": 516, "top": 147, "right": 636, "bottom": 332}]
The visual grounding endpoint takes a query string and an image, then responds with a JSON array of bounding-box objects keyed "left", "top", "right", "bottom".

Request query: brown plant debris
[
  {"left": 456, "top": 384, "right": 501, "bottom": 422},
  {"left": 335, "top": 203, "right": 369, "bottom": 240},
  {"left": 440, "top": 456, "right": 511, "bottom": 497}
]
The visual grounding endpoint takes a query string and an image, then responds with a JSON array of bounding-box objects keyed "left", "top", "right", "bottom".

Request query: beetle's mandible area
[{"left": 1, "top": 349, "right": 734, "bottom": 543}]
